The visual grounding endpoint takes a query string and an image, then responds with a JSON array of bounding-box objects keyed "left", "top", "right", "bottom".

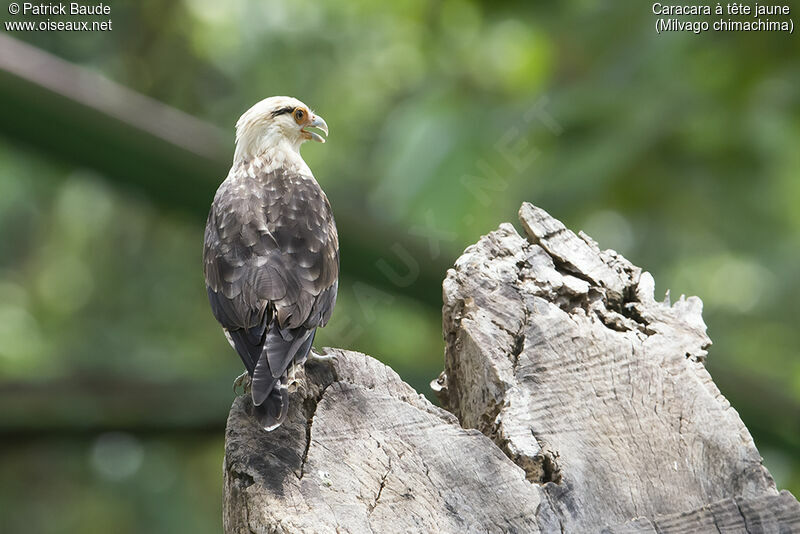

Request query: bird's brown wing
[{"left": 203, "top": 164, "right": 339, "bottom": 422}]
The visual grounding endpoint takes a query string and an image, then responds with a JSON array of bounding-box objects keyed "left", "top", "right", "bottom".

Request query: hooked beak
[{"left": 303, "top": 114, "right": 329, "bottom": 143}]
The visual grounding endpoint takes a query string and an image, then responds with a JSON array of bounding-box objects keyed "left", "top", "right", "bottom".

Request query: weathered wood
[
  {"left": 224, "top": 202, "right": 800, "bottom": 533},
  {"left": 223, "top": 349, "right": 546, "bottom": 534},
  {"left": 437, "top": 202, "right": 797, "bottom": 532},
  {"left": 602, "top": 491, "right": 800, "bottom": 533}
]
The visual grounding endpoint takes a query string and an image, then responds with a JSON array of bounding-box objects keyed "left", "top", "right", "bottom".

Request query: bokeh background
[{"left": 0, "top": 1, "right": 798, "bottom": 532}]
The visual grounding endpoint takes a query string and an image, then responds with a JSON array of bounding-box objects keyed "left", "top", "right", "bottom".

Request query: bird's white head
[{"left": 233, "top": 96, "right": 328, "bottom": 163}]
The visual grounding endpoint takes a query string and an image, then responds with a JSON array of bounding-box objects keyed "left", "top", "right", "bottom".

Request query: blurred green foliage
[{"left": 0, "top": 1, "right": 798, "bottom": 532}]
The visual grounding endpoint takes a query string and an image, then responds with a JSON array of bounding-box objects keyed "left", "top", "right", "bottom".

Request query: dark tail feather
[
  {"left": 252, "top": 374, "right": 289, "bottom": 431},
  {"left": 249, "top": 324, "right": 317, "bottom": 431},
  {"left": 252, "top": 325, "right": 315, "bottom": 404},
  {"left": 293, "top": 329, "right": 316, "bottom": 366}
]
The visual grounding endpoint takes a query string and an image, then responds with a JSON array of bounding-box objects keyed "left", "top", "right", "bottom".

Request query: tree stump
[{"left": 223, "top": 203, "right": 800, "bottom": 533}]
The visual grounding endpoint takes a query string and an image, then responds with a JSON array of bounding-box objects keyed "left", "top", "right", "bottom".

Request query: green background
[{"left": 0, "top": 1, "right": 798, "bottom": 532}]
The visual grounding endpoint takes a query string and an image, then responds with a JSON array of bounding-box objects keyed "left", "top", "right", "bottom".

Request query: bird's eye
[{"left": 294, "top": 108, "right": 305, "bottom": 123}]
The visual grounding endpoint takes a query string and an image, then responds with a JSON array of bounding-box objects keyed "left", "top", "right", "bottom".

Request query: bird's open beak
[{"left": 303, "top": 114, "right": 329, "bottom": 143}]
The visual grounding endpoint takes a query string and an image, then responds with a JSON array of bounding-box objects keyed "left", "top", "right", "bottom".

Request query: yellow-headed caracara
[{"left": 203, "top": 97, "right": 338, "bottom": 431}]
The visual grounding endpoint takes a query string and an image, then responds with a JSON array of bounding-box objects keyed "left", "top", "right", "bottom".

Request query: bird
[{"left": 203, "top": 96, "right": 339, "bottom": 431}]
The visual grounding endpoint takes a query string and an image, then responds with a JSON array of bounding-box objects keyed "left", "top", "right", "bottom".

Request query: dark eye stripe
[{"left": 270, "top": 106, "right": 294, "bottom": 118}]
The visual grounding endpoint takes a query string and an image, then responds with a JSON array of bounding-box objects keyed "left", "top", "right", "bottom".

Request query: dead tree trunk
[{"left": 223, "top": 203, "right": 800, "bottom": 533}]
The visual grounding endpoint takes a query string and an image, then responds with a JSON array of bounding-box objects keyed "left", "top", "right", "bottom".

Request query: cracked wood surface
[
  {"left": 224, "top": 202, "right": 800, "bottom": 533},
  {"left": 437, "top": 202, "right": 799, "bottom": 532},
  {"left": 223, "top": 348, "right": 546, "bottom": 534},
  {"left": 602, "top": 490, "right": 800, "bottom": 533}
]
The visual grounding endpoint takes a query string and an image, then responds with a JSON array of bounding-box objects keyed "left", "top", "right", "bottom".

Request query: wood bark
[{"left": 224, "top": 202, "right": 800, "bottom": 533}]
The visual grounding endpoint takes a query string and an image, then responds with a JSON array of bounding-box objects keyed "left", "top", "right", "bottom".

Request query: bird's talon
[
  {"left": 308, "top": 350, "right": 338, "bottom": 365},
  {"left": 232, "top": 371, "right": 252, "bottom": 395}
]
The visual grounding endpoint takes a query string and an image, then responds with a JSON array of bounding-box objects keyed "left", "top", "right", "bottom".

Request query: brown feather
[{"left": 203, "top": 160, "right": 339, "bottom": 404}]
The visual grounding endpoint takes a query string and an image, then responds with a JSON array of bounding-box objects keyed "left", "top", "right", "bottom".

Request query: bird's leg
[
  {"left": 287, "top": 362, "right": 307, "bottom": 394},
  {"left": 232, "top": 371, "right": 252, "bottom": 395}
]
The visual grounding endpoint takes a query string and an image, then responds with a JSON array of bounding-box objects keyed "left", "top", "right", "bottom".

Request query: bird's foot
[
  {"left": 232, "top": 371, "right": 252, "bottom": 395},
  {"left": 307, "top": 349, "right": 338, "bottom": 366}
]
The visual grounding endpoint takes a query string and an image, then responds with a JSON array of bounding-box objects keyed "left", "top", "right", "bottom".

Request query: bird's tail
[
  {"left": 250, "top": 324, "right": 317, "bottom": 431},
  {"left": 252, "top": 375, "right": 289, "bottom": 431}
]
